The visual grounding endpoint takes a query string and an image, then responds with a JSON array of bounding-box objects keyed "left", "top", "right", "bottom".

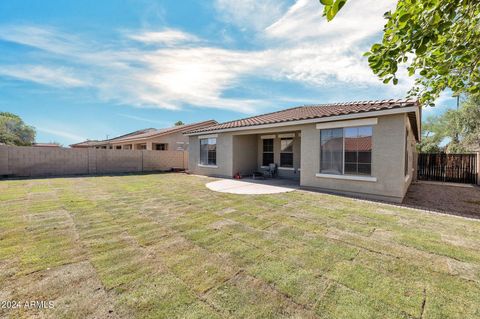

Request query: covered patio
[{"left": 231, "top": 130, "right": 301, "bottom": 180}]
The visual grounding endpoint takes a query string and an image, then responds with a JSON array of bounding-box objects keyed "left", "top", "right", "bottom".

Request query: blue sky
[{"left": 0, "top": 0, "right": 457, "bottom": 145}]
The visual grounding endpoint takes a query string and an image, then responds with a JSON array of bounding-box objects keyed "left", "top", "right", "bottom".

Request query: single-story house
[
  {"left": 185, "top": 99, "right": 421, "bottom": 203},
  {"left": 70, "top": 120, "right": 217, "bottom": 151},
  {"left": 70, "top": 128, "right": 156, "bottom": 149},
  {"left": 32, "top": 143, "right": 61, "bottom": 148}
]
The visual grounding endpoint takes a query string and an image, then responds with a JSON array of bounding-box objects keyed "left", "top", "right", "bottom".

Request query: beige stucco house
[
  {"left": 185, "top": 99, "right": 421, "bottom": 203},
  {"left": 71, "top": 120, "right": 216, "bottom": 151}
]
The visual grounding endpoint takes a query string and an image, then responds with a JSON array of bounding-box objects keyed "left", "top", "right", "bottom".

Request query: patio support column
[{"left": 477, "top": 152, "right": 480, "bottom": 186}]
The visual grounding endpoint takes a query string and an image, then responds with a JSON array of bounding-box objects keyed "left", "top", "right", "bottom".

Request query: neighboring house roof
[
  {"left": 70, "top": 128, "right": 156, "bottom": 147},
  {"left": 32, "top": 143, "right": 61, "bottom": 147},
  {"left": 69, "top": 140, "right": 103, "bottom": 148},
  {"left": 69, "top": 120, "right": 217, "bottom": 147},
  {"left": 185, "top": 99, "right": 421, "bottom": 140},
  {"left": 110, "top": 120, "right": 217, "bottom": 143}
]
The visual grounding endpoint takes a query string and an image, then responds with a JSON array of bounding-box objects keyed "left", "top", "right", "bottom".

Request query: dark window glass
[
  {"left": 320, "top": 128, "right": 343, "bottom": 174},
  {"left": 263, "top": 139, "right": 273, "bottom": 152},
  {"left": 280, "top": 153, "right": 293, "bottom": 167},
  {"left": 263, "top": 153, "right": 274, "bottom": 166},
  {"left": 155, "top": 143, "right": 168, "bottom": 150},
  {"left": 262, "top": 139, "right": 274, "bottom": 166}
]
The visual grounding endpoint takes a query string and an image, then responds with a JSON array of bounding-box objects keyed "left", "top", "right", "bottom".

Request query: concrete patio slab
[{"left": 206, "top": 178, "right": 299, "bottom": 195}]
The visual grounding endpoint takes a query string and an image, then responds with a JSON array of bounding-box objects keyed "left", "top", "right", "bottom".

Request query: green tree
[
  {"left": 174, "top": 121, "right": 185, "bottom": 126},
  {"left": 457, "top": 94, "right": 480, "bottom": 151},
  {"left": 0, "top": 112, "right": 36, "bottom": 146},
  {"left": 319, "top": 0, "right": 480, "bottom": 106},
  {"left": 418, "top": 94, "right": 480, "bottom": 153}
]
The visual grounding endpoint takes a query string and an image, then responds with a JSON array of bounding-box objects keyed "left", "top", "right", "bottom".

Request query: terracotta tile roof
[
  {"left": 32, "top": 143, "right": 61, "bottom": 147},
  {"left": 70, "top": 140, "right": 104, "bottom": 147},
  {"left": 70, "top": 120, "right": 217, "bottom": 147},
  {"left": 345, "top": 137, "right": 372, "bottom": 152},
  {"left": 186, "top": 99, "right": 419, "bottom": 134},
  {"left": 110, "top": 120, "right": 217, "bottom": 143},
  {"left": 70, "top": 128, "right": 156, "bottom": 147}
]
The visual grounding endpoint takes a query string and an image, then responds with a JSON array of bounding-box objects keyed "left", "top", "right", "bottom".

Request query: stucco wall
[
  {"left": 300, "top": 113, "right": 408, "bottom": 202},
  {"left": 188, "top": 133, "right": 234, "bottom": 178},
  {"left": 0, "top": 145, "right": 186, "bottom": 178},
  {"left": 232, "top": 135, "right": 258, "bottom": 176},
  {"left": 188, "top": 114, "right": 414, "bottom": 202}
]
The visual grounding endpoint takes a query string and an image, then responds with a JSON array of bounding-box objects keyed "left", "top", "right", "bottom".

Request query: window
[
  {"left": 200, "top": 138, "right": 216, "bottom": 165},
  {"left": 115, "top": 146, "right": 122, "bottom": 150},
  {"left": 262, "top": 139, "right": 274, "bottom": 166},
  {"left": 154, "top": 143, "right": 168, "bottom": 151},
  {"left": 136, "top": 144, "right": 147, "bottom": 150},
  {"left": 320, "top": 128, "right": 343, "bottom": 174},
  {"left": 344, "top": 127, "right": 372, "bottom": 175},
  {"left": 280, "top": 138, "right": 293, "bottom": 167},
  {"left": 320, "top": 126, "right": 372, "bottom": 176}
]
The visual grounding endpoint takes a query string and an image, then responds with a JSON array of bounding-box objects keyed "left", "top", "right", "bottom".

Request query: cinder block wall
[{"left": 0, "top": 145, "right": 187, "bottom": 178}]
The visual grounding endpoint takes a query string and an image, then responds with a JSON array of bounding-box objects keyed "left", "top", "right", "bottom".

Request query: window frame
[
  {"left": 280, "top": 137, "right": 294, "bottom": 168},
  {"left": 262, "top": 138, "right": 274, "bottom": 167},
  {"left": 199, "top": 137, "right": 217, "bottom": 166},
  {"left": 320, "top": 125, "right": 373, "bottom": 177}
]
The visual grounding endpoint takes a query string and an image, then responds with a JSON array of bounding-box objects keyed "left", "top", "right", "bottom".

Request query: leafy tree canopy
[
  {"left": 418, "top": 94, "right": 480, "bottom": 153},
  {"left": 319, "top": 0, "right": 480, "bottom": 106},
  {"left": 174, "top": 121, "right": 185, "bottom": 126},
  {"left": 0, "top": 112, "right": 36, "bottom": 146}
]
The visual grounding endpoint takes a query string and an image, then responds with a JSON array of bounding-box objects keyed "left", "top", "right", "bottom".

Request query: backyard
[{"left": 0, "top": 173, "right": 479, "bottom": 318}]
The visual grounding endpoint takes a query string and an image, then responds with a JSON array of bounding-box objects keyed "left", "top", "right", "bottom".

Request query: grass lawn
[{"left": 1, "top": 173, "right": 479, "bottom": 318}]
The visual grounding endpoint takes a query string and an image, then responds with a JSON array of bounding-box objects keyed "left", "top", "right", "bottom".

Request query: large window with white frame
[
  {"left": 320, "top": 126, "right": 372, "bottom": 176},
  {"left": 200, "top": 138, "right": 217, "bottom": 165}
]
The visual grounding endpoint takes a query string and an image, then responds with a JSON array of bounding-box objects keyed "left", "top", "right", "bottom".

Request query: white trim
[
  {"left": 278, "top": 167, "right": 295, "bottom": 171},
  {"left": 278, "top": 133, "right": 295, "bottom": 138},
  {"left": 297, "top": 168, "right": 301, "bottom": 171},
  {"left": 260, "top": 134, "right": 276, "bottom": 139},
  {"left": 176, "top": 142, "right": 185, "bottom": 144},
  {"left": 198, "top": 164, "right": 218, "bottom": 168},
  {"left": 198, "top": 134, "right": 218, "bottom": 139},
  {"left": 315, "top": 173, "right": 377, "bottom": 182},
  {"left": 186, "top": 106, "right": 417, "bottom": 135},
  {"left": 316, "top": 118, "right": 377, "bottom": 130},
  {"left": 405, "top": 175, "right": 410, "bottom": 183},
  {"left": 260, "top": 165, "right": 269, "bottom": 169}
]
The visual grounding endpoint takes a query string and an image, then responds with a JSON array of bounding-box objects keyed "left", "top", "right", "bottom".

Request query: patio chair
[{"left": 264, "top": 163, "right": 278, "bottom": 178}]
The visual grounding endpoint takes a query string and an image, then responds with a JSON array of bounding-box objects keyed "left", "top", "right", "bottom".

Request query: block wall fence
[{"left": 0, "top": 145, "right": 188, "bottom": 178}]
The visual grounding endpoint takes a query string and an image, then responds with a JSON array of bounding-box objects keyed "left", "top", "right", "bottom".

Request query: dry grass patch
[{"left": 1, "top": 173, "right": 480, "bottom": 318}]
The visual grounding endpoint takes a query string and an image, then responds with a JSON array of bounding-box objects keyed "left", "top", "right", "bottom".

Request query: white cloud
[
  {"left": 0, "top": 1, "right": 416, "bottom": 115},
  {"left": 37, "top": 127, "right": 86, "bottom": 142},
  {"left": 262, "top": 0, "right": 405, "bottom": 89},
  {"left": 116, "top": 113, "right": 171, "bottom": 125},
  {"left": 214, "top": 0, "right": 291, "bottom": 31},
  {"left": 0, "top": 65, "right": 86, "bottom": 87},
  {"left": 127, "top": 29, "right": 199, "bottom": 45}
]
